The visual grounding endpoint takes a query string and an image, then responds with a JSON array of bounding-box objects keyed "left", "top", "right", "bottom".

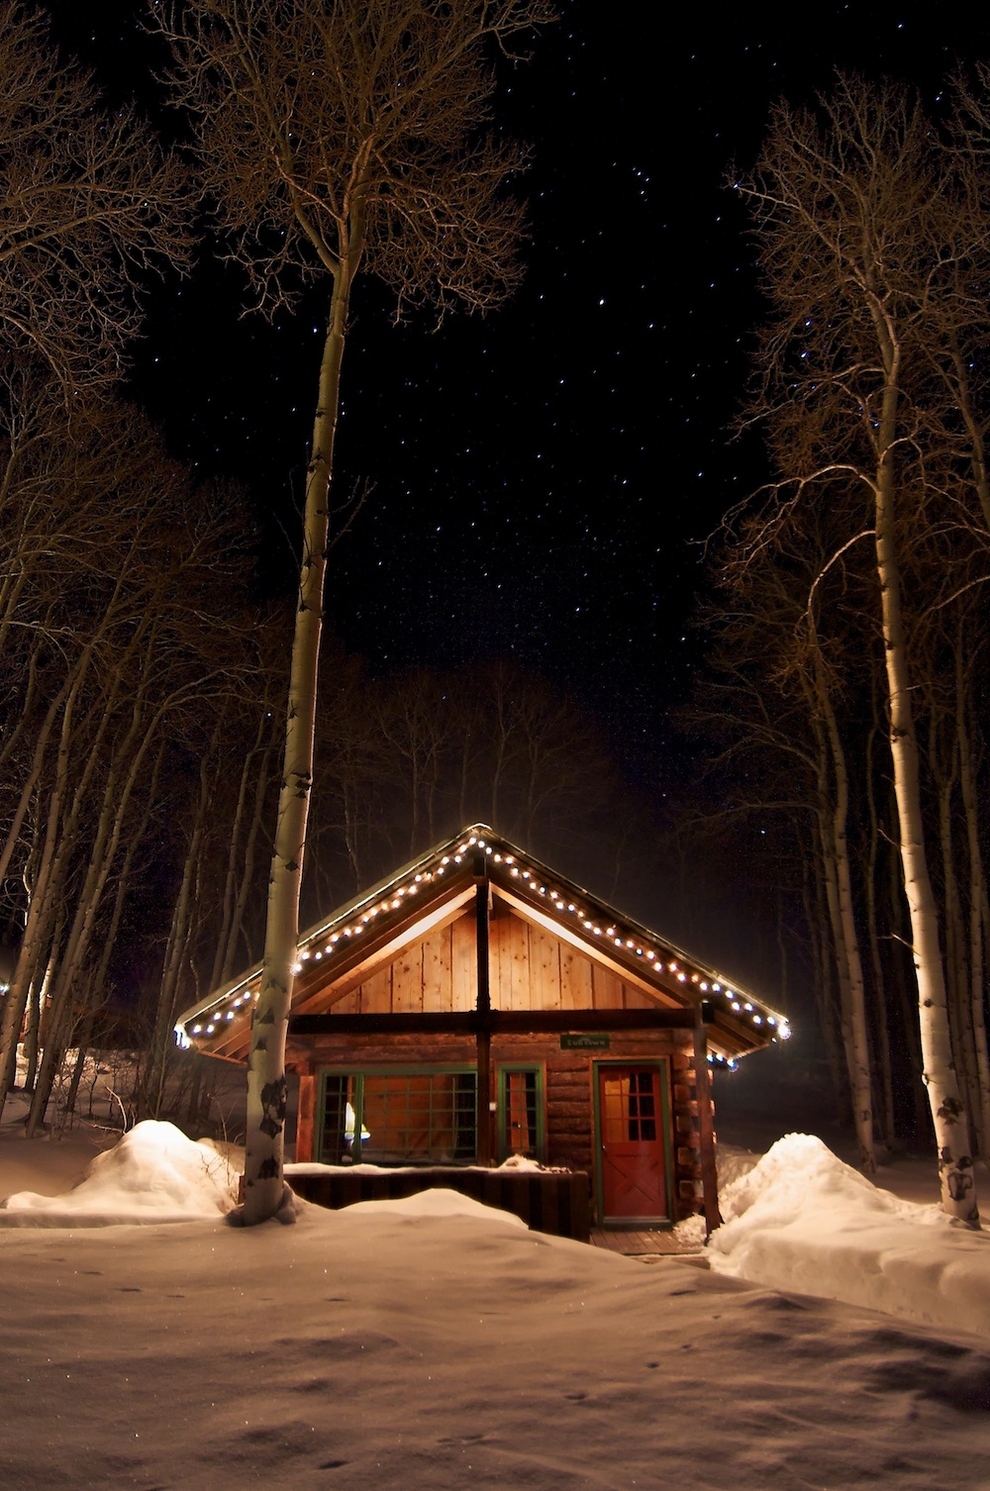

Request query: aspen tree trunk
[
  {"left": 935, "top": 752, "right": 978, "bottom": 1139},
  {"left": 810, "top": 624, "right": 875, "bottom": 1168},
  {"left": 240, "top": 244, "right": 361, "bottom": 1226},
  {"left": 148, "top": 743, "right": 214, "bottom": 1118},
  {"left": 957, "top": 649, "right": 990, "bottom": 1153},
  {"left": 0, "top": 679, "right": 69, "bottom": 886},
  {"left": 22, "top": 920, "right": 63, "bottom": 1095},
  {"left": 949, "top": 338, "right": 990, "bottom": 534},
  {"left": 0, "top": 601, "right": 139, "bottom": 1115},
  {"left": 886, "top": 801, "right": 930, "bottom": 1138},
  {"left": 220, "top": 741, "right": 274, "bottom": 982},
  {"left": 22, "top": 978, "right": 42, "bottom": 1093},
  {"left": 872, "top": 351, "right": 979, "bottom": 1222},
  {"left": 100, "top": 745, "right": 166, "bottom": 997},
  {"left": 57, "top": 1042, "right": 88, "bottom": 1135},
  {"left": 0, "top": 640, "right": 52, "bottom": 777},
  {"left": 25, "top": 703, "right": 163, "bottom": 1136},
  {"left": 865, "top": 717, "right": 897, "bottom": 1147},
  {"left": 804, "top": 848, "right": 851, "bottom": 1121},
  {"left": 211, "top": 711, "right": 266, "bottom": 991},
  {"left": 0, "top": 676, "right": 82, "bottom": 1114}
]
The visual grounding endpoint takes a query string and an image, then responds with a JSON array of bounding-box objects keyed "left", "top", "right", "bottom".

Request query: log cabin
[{"left": 176, "top": 825, "right": 788, "bottom": 1231}]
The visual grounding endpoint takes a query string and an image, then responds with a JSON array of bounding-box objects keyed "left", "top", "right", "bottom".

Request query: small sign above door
[{"left": 560, "top": 1033, "right": 610, "bottom": 1050}]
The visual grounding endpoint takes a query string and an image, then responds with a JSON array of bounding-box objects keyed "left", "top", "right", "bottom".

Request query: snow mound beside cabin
[
  {"left": 335, "top": 1186, "right": 528, "bottom": 1225},
  {"left": 707, "top": 1132, "right": 990, "bottom": 1336},
  {"left": 0, "top": 1120, "right": 238, "bottom": 1227}
]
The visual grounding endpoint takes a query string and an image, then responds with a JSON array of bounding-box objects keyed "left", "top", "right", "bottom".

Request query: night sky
[{"left": 40, "top": 1, "right": 990, "bottom": 782}]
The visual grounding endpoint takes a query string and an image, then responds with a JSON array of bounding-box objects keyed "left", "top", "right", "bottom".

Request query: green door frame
[
  {"left": 591, "top": 1058, "right": 673, "bottom": 1228},
  {"left": 496, "top": 1063, "right": 546, "bottom": 1163}
]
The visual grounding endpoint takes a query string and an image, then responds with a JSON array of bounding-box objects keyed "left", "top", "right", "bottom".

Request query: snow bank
[
  {"left": 708, "top": 1133, "right": 990, "bottom": 1336},
  {"left": 0, "top": 1120, "right": 237, "bottom": 1226},
  {"left": 337, "top": 1186, "right": 527, "bottom": 1225},
  {"left": 7, "top": 1188, "right": 990, "bottom": 1490},
  {"left": 285, "top": 1153, "right": 560, "bottom": 1177}
]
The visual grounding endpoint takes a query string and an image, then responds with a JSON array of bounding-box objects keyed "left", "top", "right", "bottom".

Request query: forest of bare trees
[
  {"left": 5, "top": 0, "right": 989, "bottom": 1235},
  {"left": 693, "top": 76, "right": 990, "bottom": 1221},
  {"left": 0, "top": 1, "right": 633, "bottom": 1172},
  {"left": 152, "top": 0, "right": 556, "bottom": 1220}
]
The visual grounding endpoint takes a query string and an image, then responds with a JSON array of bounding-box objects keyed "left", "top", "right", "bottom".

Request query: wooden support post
[
  {"left": 474, "top": 854, "right": 494, "bottom": 1166},
  {"left": 693, "top": 1014, "right": 721, "bottom": 1237},
  {"left": 295, "top": 1068, "right": 317, "bottom": 1163}
]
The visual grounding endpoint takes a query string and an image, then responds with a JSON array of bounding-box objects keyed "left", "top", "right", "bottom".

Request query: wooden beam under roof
[{"left": 288, "top": 1007, "right": 708, "bottom": 1036}]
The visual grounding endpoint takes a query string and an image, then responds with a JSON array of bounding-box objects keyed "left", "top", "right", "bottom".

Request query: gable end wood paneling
[{"left": 314, "top": 903, "right": 673, "bottom": 1020}]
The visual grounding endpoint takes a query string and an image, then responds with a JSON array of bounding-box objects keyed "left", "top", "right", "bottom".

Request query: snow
[
  {"left": 285, "top": 1153, "right": 561, "bottom": 1177},
  {"left": 1, "top": 1120, "right": 238, "bottom": 1226},
  {"left": 706, "top": 1132, "right": 990, "bottom": 1337},
  {"left": 330, "top": 1186, "right": 527, "bottom": 1225},
  {"left": 3, "top": 1123, "right": 990, "bottom": 1487}
]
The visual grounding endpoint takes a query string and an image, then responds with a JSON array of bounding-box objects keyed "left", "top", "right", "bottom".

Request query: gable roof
[{"left": 175, "top": 823, "right": 790, "bottom": 1065}]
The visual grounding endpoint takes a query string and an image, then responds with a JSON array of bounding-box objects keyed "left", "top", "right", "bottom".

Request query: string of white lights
[{"left": 178, "top": 829, "right": 790, "bottom": 1048}]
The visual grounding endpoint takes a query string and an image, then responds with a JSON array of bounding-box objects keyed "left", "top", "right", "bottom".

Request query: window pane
[
  {"left": 359, "top": 1072, "right": 477, "bottom": 1164},
  {"left": 601, "top": 1069, "right": 659, "bottom": 1142},
  {"left": 321, "top": 1074, "right": 354, "bottom": 1164},
  {"left": 504, "top": 1070, "right": 539, "bottom": 1157}
]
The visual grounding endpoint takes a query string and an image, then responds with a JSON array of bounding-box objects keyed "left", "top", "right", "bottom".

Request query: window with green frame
[
  {"left": 497, "top": 1065, "right": 545, "bottom": 1163},
  {"left": 320, "top": 1067, "right": 477, "bottom": 1166}
]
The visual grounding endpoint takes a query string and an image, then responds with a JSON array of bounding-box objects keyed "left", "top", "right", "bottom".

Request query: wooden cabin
[{"left": 176, "top": 826, "right": 788, "bottom": 1229}]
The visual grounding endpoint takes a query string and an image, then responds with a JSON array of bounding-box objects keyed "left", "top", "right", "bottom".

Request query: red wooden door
[{"left": 598, "top": 1066, "right": 666, "bottom": 1221}]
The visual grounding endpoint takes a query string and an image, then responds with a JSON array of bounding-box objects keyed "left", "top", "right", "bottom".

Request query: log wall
[{"left": 292, "top": 1027, "right": 706, "bottom": 1224}]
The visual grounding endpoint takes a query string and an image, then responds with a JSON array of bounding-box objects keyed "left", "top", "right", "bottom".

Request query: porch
[{"left": 589, "top": 1225, "right": 706, "bottom": 1258}]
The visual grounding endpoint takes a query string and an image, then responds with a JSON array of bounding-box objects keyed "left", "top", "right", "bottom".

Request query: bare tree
[
  {"left": 0, "top": 1, "right": 191, "bottom": 385},
  {"left": 691, "top": 491, "right": 880, "bottom": 1165},
  {"left": 156, "top": 0, "right": 554, "bottom": 1223},
  {"left": 735, "top": 76, "right": 990, "bottom": 1222},
  {"left": 0, "top": 374, "right": 256, "bottom": 1128}
]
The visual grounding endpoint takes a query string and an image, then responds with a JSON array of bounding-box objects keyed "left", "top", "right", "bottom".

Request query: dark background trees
[
  {"left": 685, "top": 78, "right": 990, "bottom": 1211},
  {"left": 2, "top": 0, "right": 990, "bottom": 1180}
]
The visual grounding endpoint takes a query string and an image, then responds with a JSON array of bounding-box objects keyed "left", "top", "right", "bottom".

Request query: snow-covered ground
[
  {"left": 688, "top": 1133, "right": 990, "bottom": 1339},
  {"left": 3, "top": 1119, "right": 990, "bottom": 1488}
]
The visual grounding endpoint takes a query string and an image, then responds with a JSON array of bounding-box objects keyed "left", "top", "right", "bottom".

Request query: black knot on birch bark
[
  {"left": 259, "top": 1076, "right": 287, "bottom": 1137},
  {"left": 947, "top": 1169, "right": 974, "bottom": 1202}
]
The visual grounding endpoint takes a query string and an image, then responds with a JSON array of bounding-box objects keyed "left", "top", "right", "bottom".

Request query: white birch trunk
[
  {"left": 957, "top": 653, "right": 990, "bottom": 1154},
  {"left": 239, "top": 248, "right": 358, "bottom": 1226},
  {"left": 25, "top": 689, "right": 166, "bottom": 1136},
  {"left": 816, "top": 656, "right": 876, "bottom": 1170},
  {"left": 872, "top": 357, "right": 979, "bottom": 1223},
  {"left": 210, "top": 710, "right": 267, "bottom": 991}
]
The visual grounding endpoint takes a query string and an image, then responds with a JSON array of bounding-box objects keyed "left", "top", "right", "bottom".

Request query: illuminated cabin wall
[
  {"left": 326, "top": 899, "right": 663, "bottom": 1017},
  {"left": 290, "top": 1025, "right": 706, "bottom": 1223},
  {"left": 288, "top": 898, "right": 709, "bottom": 1219}
]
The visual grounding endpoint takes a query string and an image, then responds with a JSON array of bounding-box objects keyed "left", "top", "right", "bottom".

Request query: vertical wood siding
[{"left": 328, "top": 904, "right": 662, "bottom": 1016}]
